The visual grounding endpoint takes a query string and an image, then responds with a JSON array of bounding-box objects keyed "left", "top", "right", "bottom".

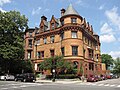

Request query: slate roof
[{"left": 63, "top": 4, "right": 79, "bottom": 16}]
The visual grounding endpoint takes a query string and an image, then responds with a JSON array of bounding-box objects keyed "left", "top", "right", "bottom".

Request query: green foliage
[
  {"left": 112, "top": 57, "right": 120, "bottom": 75},
  {"left": 0, "top": 11, "right": 28, "bottom": 74},
  {"left": 38, "top": 56, "right": 73, "bottom": 74},
  {"left": 101, "top": 54, "right": 114, "bottom": 70}
]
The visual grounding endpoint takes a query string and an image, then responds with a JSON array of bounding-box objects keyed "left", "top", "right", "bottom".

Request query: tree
[
  {"left": 38, "top": 56, "right": 73, "bottom": 74},
  {"left": 101, "top": 54, "right": 114, "bottom": 70},
  {"left": 112, "top": 57, "right": 120, "bottom": 75},
  {"left": 0, "top": 11, "right": 28, "bottom": 74}
]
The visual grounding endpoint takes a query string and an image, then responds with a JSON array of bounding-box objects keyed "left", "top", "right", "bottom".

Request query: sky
[{"left": 0, "top": 0, "right": 120, "bottom": 59}]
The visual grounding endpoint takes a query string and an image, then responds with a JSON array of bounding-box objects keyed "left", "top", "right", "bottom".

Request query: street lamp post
[
  {"left": 52, "top": 69, "right": 55, "bottom": 82},
  {"left": 52, "top": 59, "right": 56, "bottom": 82}
]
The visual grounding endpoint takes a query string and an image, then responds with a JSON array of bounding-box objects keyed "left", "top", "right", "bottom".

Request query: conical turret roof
[{"left": 63, "top": 4, "right": 79, "bottom": 16}]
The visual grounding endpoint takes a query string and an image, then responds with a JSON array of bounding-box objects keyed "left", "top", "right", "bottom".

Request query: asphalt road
[{"left": 0, "top": 78, "right": 120, "bottom": 90}]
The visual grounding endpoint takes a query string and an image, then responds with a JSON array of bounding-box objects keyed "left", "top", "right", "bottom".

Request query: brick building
[{"left": 24, "top": 4, "right": 102, "bottom": 76}]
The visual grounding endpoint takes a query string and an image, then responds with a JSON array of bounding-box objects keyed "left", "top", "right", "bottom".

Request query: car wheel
[
  {"left": 4, "top": 78, "right": 6, "bottom": 81},
  {"left": 23, "top": 79, "right": 26, "bottom": 82}
]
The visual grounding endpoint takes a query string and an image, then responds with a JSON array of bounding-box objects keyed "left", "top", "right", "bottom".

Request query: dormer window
[
  {"left": 56, "top": 23, "right": 59, "bottom": 27},
  {"left": 51, "top": 23, "right": 54, "bottom": 29},
  {"left": 71, "top": 18, "right": 77, "bottom": 23},
  {"left": 61, "top": 20, "right": 64, "bottom": 26},
  {"left": 41, "top": 26, "right": 44, "bottom": 32}
]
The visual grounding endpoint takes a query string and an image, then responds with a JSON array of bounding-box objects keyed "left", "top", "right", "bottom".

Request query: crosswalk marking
[
  {"left": 104, "top": 84, "right": 110, "bottom": 86},
  {"left": 110, "top": 85, "right": 115, "bottom": 87},
  {"left": 117, "top": 85, "right": 120, "bottom": 87},
  {"left": 76, "top": 82, "right": 120, "bottom": 88},
  {"left": 1, "top": 83, "right": 44, "bottom": 90},
  {"left": 98, "top": 84, "right": 104, "bottom": 86}
]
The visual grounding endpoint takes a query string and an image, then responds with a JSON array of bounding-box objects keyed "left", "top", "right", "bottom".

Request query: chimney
[
  {"left": 61, "top": 8, "right": 66, "bottom": 16},
  {"left": 41, "top": 15, "right": 47, "bottom": 21}
]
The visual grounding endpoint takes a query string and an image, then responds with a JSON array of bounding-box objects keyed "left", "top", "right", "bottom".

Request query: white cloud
[
  {"left": 32, "top": 7, "right": 41, "bottom": 15},
  {"left": 100, "top": 23, "right": 113, "bottom": 34},
  {"left": 100, "top": 34, "right": 116, "bottom": 43},
  {"left": 99, "top": 5, "right": 104, "bottom": 10},
  {"left": 0, "top": 0, "right": 11, "bottom": 6},
  {"left": 109, "top": 51, "right": 120, "bottom": 59},
  {"left": 0, "top": 7, "right": 6, "bottom": 12},
  {"left": 105, "top": 6, "right": 120, "bottom": 30},
  {"left": 100, "top": 22, "right": 116, "bottom": 43}
]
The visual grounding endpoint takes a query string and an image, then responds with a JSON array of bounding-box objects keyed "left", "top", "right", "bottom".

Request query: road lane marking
[
  {"left": 98, "top": 84, "right": 104, "bottom": 86},
  {"left": 110, "top": 85, "right": 115, "bottom": 87},
  {"left": 117, "top": 85, "right": 120, "bottom": 87},
  {"left": 104, "top": 84, "right": 110, "bottom": 86},
  {"left": 1, "top": 88, "right": 9, "bottom": 90}
]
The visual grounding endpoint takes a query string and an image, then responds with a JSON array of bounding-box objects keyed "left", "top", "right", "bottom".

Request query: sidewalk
[{"left": 35, "top": 78, "right": 86, "bottom": 84}]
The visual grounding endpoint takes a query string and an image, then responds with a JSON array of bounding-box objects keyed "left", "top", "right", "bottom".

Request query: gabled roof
[{"left": 63, "top": 4, "right": 79, "bottom": 16}]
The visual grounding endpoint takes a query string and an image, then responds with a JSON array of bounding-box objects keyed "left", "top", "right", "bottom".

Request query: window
[
  {"left": 29, "top": 32, "right": 32, "bottom": 37},
  {"left": 96, "top": 54, "right": 99, "bottom": 61},
  {"left": 72, "top": 46, "right": 78, "bottom": 56},
  {"left": 37, "top": 52, "right": 40, "bottom": 58},
  {"left": 56, "top": 23, "right": 59, "bottom": 27},
  {"left": 50, "top": 50, "right": 54, "bottom": 57},
  {"left": 41, "top": 26, "right": 44, "bottom": 32},
  {"left": 85, "top": 37, "right": 87, "bottom": 43},
  {"left": 61, "top": 20, "right": 64, "bottom": 26},
  {"left": 44, "top": 26, "right": 48, "bottom": 32},
  {"left": 51, "top": 23, "right": 54, "bottom": 29},
  {"left": 27, "top": 51, "right": 31, "bottom": 59},
  {"left": 60, "top": 32, "right": 64, "bottom": 40},
  {"left": 43, "top": 38, "right": 47, "bottom": 44},
  {"left": 61, "top": 47, "right": 64, "bottom": 56},
  {"left": 72, "top": 31, "right": 77, "bottom": 38},
  {"left": 50, "top": 36, "right": 54, "bottom": 43},
  {"left": 28, "top": 39, "right": 32, "bottom": 48},
  {"left": 71, "top": 18, "right": 77, "bottom": 23},
  {"left": 89, "top": 63, "right": 94, "bottom": 71},
  {"left": 41, "top": 51, "right": 44, "bottom": 58},
  {"left": 88, "top": 49, "right": 93, "bottom": 59},
  {"left": 36, "top": 39, "right": 40, "bottom": 45}
]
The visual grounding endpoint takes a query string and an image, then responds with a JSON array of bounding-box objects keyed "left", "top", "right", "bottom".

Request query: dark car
[
  {"left": 87, "top": 75, "right": 98, "bottom": 82},
  {"left": 111, "top": 74, "right": 119, "bottom": 79},
  {"left": 15, "top": 73, "right": 36, "bottom": 82}
]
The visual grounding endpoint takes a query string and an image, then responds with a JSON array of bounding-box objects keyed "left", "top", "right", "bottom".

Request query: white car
[{"left": 0, "top": 74, "right": 15, "bottom": 81}]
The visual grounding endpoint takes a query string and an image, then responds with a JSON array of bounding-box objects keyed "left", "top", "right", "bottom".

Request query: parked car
[
  {"left": 14, "top": 73, "right": 36, "bottom": 82},
  {"left": 111, "top": 74, "right": 119, "bottom": 79},
  {"left": 106, "top": 74, "right": 112, "bottom": 79},
  {"left": 97, "top": 75, "right": 103, "bottom": 81},
  {"left": 87, "top": 75, "right": 98, "bottom": 82},
  {"left": 100, "top": 75, "right": 107, "bottom": 80},
  {"left": 0, "top": 74, "right": 15, "bottom": 81}
]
